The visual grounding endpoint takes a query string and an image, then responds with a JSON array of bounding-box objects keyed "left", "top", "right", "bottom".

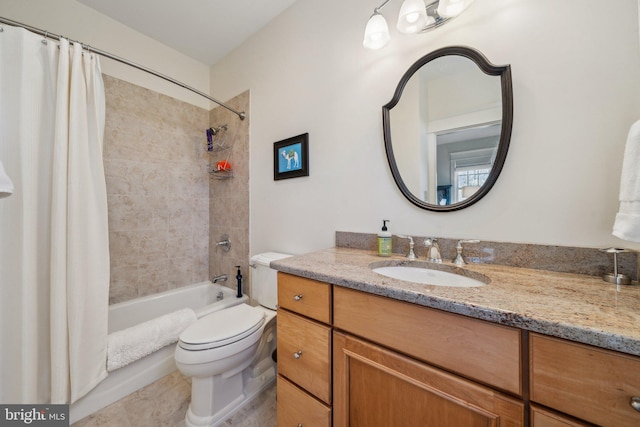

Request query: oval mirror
[{"left": 383, "top": 46, "right": 513, "bottom": 211}]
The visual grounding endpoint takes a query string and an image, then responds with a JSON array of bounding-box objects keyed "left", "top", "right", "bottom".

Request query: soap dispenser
[
  {"left": 235, "top": 265, "right": 243, "bottom": 298},
  {"left": 378, "top": 220, "right": 392, "bottom": 257}
]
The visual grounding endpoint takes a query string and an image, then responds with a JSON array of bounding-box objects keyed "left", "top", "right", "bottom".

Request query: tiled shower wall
[
  {"left": 209, "top": 91, "right": 251, "bottom": 298},
  {"left": 103, "top": 75, "right": 211, "bottom": 304}
]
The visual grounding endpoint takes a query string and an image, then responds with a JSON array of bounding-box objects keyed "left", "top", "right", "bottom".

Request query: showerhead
[
  {"left": 208, "top": 124, "right": 228, "bottom": 137},
  {"left": 206, "top": 124, "right": 229, "bottom": 151}
]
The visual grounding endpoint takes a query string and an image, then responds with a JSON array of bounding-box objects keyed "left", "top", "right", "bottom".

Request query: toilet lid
[{"left": 178, "top": 304, "right": 265, "bottom": 351}]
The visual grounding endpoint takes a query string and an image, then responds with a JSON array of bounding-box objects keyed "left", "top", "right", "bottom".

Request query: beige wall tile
[
  {"left": 104, "top": 75, "right": 210, "bottom": 303},
  {"left": 209, "top": 91, "right": 251, "bottom": 299}
]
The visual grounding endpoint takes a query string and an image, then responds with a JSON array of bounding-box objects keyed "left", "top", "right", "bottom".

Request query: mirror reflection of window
[
  {"left": 436, "top": 125, "right": 499, "bottom": 204},
  {"left": 456, "top": 168, "right": 489, "bottom": 201}
]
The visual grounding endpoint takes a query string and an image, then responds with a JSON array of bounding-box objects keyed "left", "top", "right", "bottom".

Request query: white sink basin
[{"left": 372, "top": 265, "right": 487, "bottom": 288}]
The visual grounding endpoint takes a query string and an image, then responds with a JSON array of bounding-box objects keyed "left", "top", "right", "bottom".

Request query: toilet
[{"left": 175, "top": 252, "right": 291, "bottom": 427}]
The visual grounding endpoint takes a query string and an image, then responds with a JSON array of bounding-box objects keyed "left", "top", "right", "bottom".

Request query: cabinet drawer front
[
  {"left": 278, "top": 272, "right": 331, "bottom": 323},
  {"left": 530, "top": 333, "right": 640, "bottom": 427},
  {"left": 277, "top": 309, "right": 332, "bottom": 403},
  {"left": 530, "top": 404, "right": 591, "bottom": 427},
  {"left": 277, "top": 376, "right": 331, "bottom": 427},
  {"left": 333, "top": 286, "right": 521, "bottom": 395}
]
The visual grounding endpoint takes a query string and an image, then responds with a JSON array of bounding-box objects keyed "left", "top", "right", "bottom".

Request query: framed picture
[{"left": 273, "top": 133, "right": 309, "bottom": 180}]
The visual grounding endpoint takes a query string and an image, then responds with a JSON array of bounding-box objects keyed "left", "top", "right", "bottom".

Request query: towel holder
[{"left": 600, "top": 247, "right": 631, "bottom": 285}]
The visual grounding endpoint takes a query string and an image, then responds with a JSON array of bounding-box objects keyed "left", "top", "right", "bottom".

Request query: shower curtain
[{"left": 0, "top": 26, "right": 110, "bottom": 404}]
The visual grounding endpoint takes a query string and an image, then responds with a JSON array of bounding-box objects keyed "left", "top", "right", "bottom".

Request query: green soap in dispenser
[{"left": 378, "top": 220, "right": 392, "bottom": 257}]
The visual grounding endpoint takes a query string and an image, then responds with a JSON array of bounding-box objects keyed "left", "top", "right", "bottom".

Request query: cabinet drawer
[
  {"left": 278, "top": 272, "right": 331, "bottom": 323},
  {"left": 530, "top": 333, "right": 640, "bottom": 427},
  {"left": 333, "top": 286, "right": 521, "bottom": 395},
  {"left": 277, "top": 309, "right": 332, "bottom": 403},
  {"left": 530, "top": 404, "right": 591, "bottom": 427},
  {"left": 277, "top": 375, "right": 331, "bottom": 427}
]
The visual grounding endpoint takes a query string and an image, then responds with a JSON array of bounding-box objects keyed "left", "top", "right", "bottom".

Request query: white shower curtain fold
[{"left": 0, "top": 27, "right": 109, "bottom": 404}]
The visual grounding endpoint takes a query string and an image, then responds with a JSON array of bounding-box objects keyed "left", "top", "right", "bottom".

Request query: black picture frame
[{"left": 273, "top": 133, "right": 309, "bottom": 180}]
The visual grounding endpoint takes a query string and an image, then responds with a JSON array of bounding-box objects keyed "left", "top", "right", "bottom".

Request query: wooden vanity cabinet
[
  {"left": 276, "top": 273, "right": 333, "bottom": 427},
  {"left": 530, "top": 333, "right": 640, "bottom": 427},
  {"left": 276, "top": 271, "right": 640, "bottom": 427}
]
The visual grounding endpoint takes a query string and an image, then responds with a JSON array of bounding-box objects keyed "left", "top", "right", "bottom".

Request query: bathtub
[{"left": 70, "top": 281, "right": 248, "bottom": 424}]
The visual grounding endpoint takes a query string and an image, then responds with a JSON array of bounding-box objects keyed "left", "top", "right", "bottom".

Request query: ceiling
[{"left": 77, "top": 0, "right": 299, "bottom": 66}]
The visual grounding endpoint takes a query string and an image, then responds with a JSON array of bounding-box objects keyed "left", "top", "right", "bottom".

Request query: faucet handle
[
  {"left": 453, "top": 240, "right": 480, "bottom": 266},
  {"left": 396, "top": 235, "right": 416, "bottom": 260}
]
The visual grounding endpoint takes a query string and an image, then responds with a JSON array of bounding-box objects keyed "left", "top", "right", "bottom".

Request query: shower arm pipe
[{"left": 0, "top": 16, "right": 246, "bottom": 121}]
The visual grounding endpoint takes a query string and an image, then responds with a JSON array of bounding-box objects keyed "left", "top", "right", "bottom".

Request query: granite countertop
[{"left": 271, "top": 247, "right": 640, "bottom": 357}]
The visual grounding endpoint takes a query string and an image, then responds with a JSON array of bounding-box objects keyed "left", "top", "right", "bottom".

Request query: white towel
[
  {"left": 0, "top": 161, "right": 14, "bottom": 198},
  {"left": 107, "top": 308, "right": 197, "bottom": 372},
  {"left": 613, "top": 120, "right": 640, "bottom": 242}
]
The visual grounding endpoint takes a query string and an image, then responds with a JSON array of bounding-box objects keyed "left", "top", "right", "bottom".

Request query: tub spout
[{"left": 212, "top": 274, "right": 228, "bottom": 284}]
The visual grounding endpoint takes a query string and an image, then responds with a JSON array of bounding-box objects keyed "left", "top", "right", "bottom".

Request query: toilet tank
[{"left": 250, "top": 252, "right": 292, "bottom": 310}]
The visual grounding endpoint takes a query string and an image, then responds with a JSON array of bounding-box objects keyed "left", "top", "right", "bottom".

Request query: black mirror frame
[{"left": 383, "top": 46, "right": 513, "bottom": 212}]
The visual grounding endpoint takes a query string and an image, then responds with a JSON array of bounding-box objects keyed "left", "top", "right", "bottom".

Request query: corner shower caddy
[{"left": 207, "top": 124, "right": 234, "bottom": 179}]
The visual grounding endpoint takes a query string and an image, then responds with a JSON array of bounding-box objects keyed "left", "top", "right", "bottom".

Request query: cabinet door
[{"left": 333, "top": 331, "right": 523, "bottom": 427}]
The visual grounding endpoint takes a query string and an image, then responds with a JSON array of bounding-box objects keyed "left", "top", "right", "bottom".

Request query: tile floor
[{"left": 72, "top": 373, "right": 276, "bottom": 427}]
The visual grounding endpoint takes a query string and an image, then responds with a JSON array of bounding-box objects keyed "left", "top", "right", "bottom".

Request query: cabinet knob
[
  {"left": 631, "top": 396, "right": 640, "bottom": 412},
  {"left": 297, "top": 424, "right": 303, "bottom": 427},
  {"left": 293, "top": 350, "right": 303, "bottom": 359},
  {"left": 293, "top": 294, "right": 303, "bottom": 301}
]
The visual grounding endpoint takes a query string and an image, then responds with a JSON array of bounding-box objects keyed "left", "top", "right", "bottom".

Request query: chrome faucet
[
  {"left": 452, "top": 240, "right": 480, "bottom": 266},
  {"left": 424, "top": 238, "right": 442, "bottom": 263},
  {"left": 212, "top": 274, "right": 228, "bottom": 284},
  {"left": 396, "top": 235, "right": 416, "bottom": 260}
]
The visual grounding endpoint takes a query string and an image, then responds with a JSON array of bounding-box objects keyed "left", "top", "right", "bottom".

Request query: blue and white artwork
[{"left": 278, "top": 142, "right": 302, "bottom": 173}]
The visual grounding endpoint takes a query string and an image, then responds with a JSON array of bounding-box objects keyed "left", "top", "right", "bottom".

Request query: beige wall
[
  {"left": 104, "top": 75, "right": 210, "bottom": 303},
  {"left": 210, "top": 0, "right": 640, "bottom": 254}
]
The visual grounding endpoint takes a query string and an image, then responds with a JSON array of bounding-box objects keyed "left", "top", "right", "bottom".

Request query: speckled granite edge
[
  {"left": 271, "top": 247, "right": 640, "bottom": 357},
  {"left": 336, "top": 231, "right": 639, "bottom": 281}
]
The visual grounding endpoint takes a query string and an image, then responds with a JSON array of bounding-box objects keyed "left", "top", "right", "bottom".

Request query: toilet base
[
  {"left": 184, "top": 364, "right": 276, "bottom": 427},
  {"left": 182, "top": 319, "right": 278, "bottom": 427}
]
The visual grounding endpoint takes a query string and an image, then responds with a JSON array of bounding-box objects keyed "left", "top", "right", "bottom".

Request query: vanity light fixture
[{"left": 363, "top": 0, "right": 475, "bottom": 49}]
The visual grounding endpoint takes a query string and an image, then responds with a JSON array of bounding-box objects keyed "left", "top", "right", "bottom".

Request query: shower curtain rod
[{"left": 0, "top": 16, "right": 246, "bottom": 120}]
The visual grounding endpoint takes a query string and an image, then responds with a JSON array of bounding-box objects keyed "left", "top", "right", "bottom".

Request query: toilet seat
[{"left": 178, "top": 304, "right": 265, "bottom": 351}]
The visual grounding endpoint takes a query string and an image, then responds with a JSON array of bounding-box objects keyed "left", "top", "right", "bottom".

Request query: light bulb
[
  {"left": 363, "top": 13, "right": 390, "bottom": 50},
  {"left": 437, "top": 0, "right": 475, "bottom": 18},
  {"left": 397, "top": 0, "right": 428, "bottom": 34}
]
